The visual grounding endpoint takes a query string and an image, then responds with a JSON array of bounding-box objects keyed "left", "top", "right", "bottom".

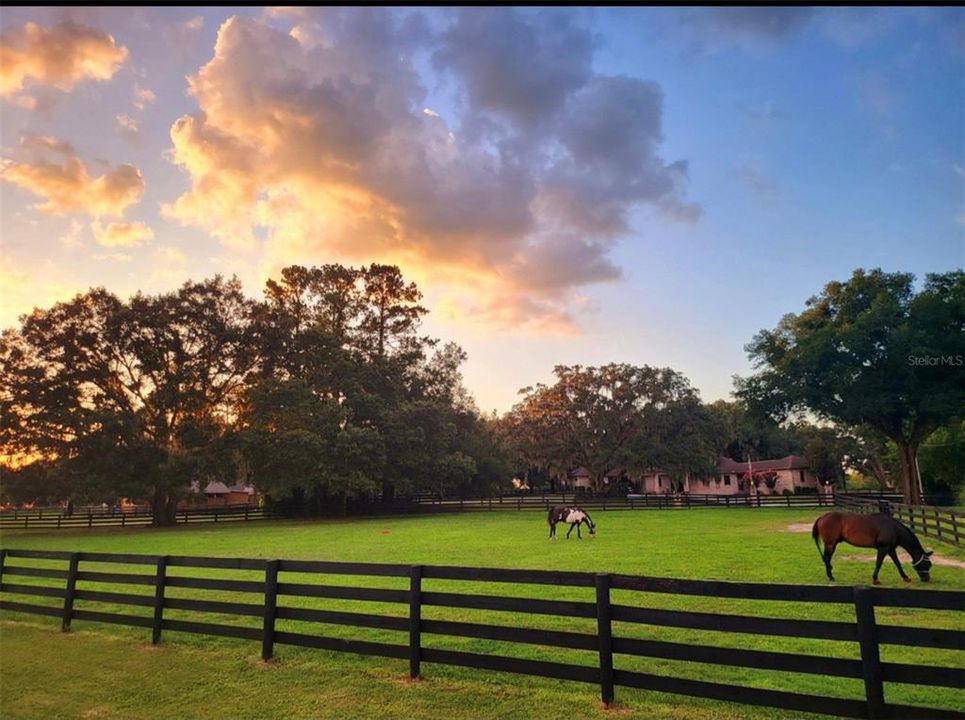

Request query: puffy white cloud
[
  {"left": 1, "top": 135, "right": 144, "bottom": 217},
  {"left": 163, "top": 9, "right": 699, "bottom": 332},
  {"left": 0, "top": 21, "right": 128, "bottom": 97}
]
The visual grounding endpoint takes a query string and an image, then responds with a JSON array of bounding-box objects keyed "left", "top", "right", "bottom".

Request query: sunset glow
[{"left": 2, "top": 7, "right": 962, "bottom": 413}]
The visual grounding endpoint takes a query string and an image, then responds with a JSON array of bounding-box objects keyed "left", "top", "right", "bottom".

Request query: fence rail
[
  {"left": 0, "top": 548, "right": 961, "bottom": 719},
  {"left": 836, "top": 494, "right": 963, "bottom": 547},
  {"left": 403, "top": 491, "right": 838, "bottom": 512},
  {"left": 0, "top": 504, "right": 269, "bottom": 530}
]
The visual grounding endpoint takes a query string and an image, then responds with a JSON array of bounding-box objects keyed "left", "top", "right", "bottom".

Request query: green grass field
[{"left": 1, "top": 508, "right": 963, "bottom": 720}]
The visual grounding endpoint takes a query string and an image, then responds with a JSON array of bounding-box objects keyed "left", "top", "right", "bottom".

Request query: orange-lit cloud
[
  {"left": 90, "top": 220, "right": 154, "bottom": 247},
  {"left": 1, "top": 136, "right": 144, "bottom": 217},
  {"left": 164, "top": 10, "right": 699, "bottom": 333},
  {"left": 0, "top": 20, "right": 128, "bottom": 97}
]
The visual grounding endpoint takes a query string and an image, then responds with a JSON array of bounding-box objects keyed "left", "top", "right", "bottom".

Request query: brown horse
[{"left": 812, "top": 512, "right": 933, "bottom": 584}]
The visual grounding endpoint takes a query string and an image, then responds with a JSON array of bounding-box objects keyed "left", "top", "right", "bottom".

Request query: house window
[
  {"left": 657, "top": 477, "right": 662, "bottom": 488},
  {"left": 800, "top": 471, "right": 805, "bottom": 484},
  {"left": 724, "top": 475, "right": 731, "bottom": 486}
]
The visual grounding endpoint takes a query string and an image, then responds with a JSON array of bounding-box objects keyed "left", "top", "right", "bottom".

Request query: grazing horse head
[
  {"left": 812, "top": 511, "right": 935, "bottom": 585},
  {"left": 912, "top": 550, "right": 934, "bottom": 581}
]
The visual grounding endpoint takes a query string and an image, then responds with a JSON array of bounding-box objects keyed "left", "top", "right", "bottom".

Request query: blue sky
[{"left": 1, "top": 7, "right": 962, "bottom": 414}]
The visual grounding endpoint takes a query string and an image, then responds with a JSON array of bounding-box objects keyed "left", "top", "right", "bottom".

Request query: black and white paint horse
[{"left": 548, "top": 506, "right": 596, "bottom": 540}]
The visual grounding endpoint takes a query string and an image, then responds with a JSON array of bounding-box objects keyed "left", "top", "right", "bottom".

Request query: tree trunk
[
  {"left": 381, "top": 481, "right": 395, "bottom": 504},
  {"left": 896, "top": 441, "right": 923, "bottom": 505},
  {"left": 866, "top": 456, "right": 894, "bottom": 491},
  {"left": 151, "top": 488, "right": 178, "bottom": 527}
]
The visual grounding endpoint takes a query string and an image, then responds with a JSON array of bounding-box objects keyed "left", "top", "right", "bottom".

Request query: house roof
[
  {"left": 717, "top": 455, "right": 810, "bottom": 473},
  {"left": 204, "top": 481, "right": 231, "bottom": 495},
  {"left": 227, "top": 484, "right": 254, "bottom": 494}
]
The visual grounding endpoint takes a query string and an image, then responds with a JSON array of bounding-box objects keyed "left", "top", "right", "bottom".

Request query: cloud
[
  {"left": 163, "top": 10, "right": 698, "bottom": 333},
  {"left": 60, "top": 218, "right": 85, "bottom": 248},
  {"left": 672, "top": 7, "right": 817, "bottom": 54},
  {"left": 1, "top": 135, "right": 144, "bottom": 217},
  {"left": 706, "top": 7, "right": 815, "bottom": 39},
  {"left": 0, "top": 21, "right": 128, "bottom": 97},
  {"left": 90, "top": 220, "right": 154, "bottom": 247},
  {"left": 116, "top": 113, "right": 139, "bottom": 137},
  {"left": 133, "top": 83, "right": 156, "bottom": 109},
  {"left": 734, "top": 161, "right": 781, "bottom": 199}
]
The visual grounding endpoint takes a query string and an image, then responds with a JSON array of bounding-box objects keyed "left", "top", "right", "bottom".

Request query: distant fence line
[
  {"left": 2, "top": 491, "right": 918, "bottom": 531},
  {"left": 836, "top": 494, "right": 962, "bottom": 548},
  {"left": 0, "top": 504, "right": 269, "bottom": 531},
  {"left": 402, "top": 491, "right": 841, "bottom": 513},
  {"left": 0, "top": 548, "right": 961, "bottom": 719}
]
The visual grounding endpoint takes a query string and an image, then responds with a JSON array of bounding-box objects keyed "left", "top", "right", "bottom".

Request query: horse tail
[{"left": 812, "top": 518, "right": 823, "bottom": 557}]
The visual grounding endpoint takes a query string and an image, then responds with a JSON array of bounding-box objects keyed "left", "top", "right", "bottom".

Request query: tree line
[
  {"left": 0, "top": 265, "right": 510, "bottom": 524},
  {"left": 1, "top": 266, "right": 961, "bottom": 522}
]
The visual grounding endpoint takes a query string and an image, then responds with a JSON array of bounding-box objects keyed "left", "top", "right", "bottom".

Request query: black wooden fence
[
  {"left": 0, "top": 504, "right": 269, "bottom": 530},
  {"left": 836, "top": 494, "right": 963, "bottom": 548},
  {"left": 404, "top": 491, "right": 838, "bottom": 513},
  {"left": 0, "top": 548, "right": 962, "bottom": 719}
]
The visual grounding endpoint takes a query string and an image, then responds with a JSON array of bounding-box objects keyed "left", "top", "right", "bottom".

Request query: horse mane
[{"left": 892, "top": 517, "right": 925, "bottom": 555}]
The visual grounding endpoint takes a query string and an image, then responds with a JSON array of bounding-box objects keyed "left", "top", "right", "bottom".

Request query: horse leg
[
  {"left": 576, "top": 523, "right": 582, "bottom": 540},
  {"left": 566, "top": 523, "right": 575, "bottom": 539},
  {"left": 872, "top": 547, "right": 887, "bottom": 585},
  {"left": 549, "top": 522, "right": 555, "bottom": 540},
  {"left": 823, "top": 542, "right": 837, "bottom": 581},
  {"left": 888, "top": 548, "right": 911, "bottom": 582}
]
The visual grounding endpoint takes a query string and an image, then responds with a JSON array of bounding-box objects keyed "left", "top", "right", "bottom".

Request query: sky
[{"left": 1, "top": 7, "right": 963, "bottom": 415}]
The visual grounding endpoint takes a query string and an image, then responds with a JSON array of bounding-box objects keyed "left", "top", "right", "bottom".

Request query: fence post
[
  {"left": 62, "top": 553, "right": 81, "bottom": 632},
  {"left": 87, "top": 512, "right": 92, "bottom": 528},
  {"left": 152, "top": 556, "right": 168, "bottom": 644},
  {"left": 409, "top": 564, "right": 423, "bottom": 679},
  {"left": 0, "top": 548, "right": 6, "bottom": 584},
  {"left": 245, "top": 505, "right": 250, "bottom": 521},
  {"left": 261, "top": 560, "right": 280, "bottom": 661},
  {"left": 853, "top": 586, "right": 885, "bottom": 719},
  {"left": 595, "top": 573, "right": 615, "bottom": 707}
]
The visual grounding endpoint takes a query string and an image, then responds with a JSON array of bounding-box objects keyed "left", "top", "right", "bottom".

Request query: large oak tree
[{"left": 737, "top": 269, "right": 964, "bottom": 505}]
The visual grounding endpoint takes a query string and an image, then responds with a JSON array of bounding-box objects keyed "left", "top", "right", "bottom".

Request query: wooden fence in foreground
[
  {"left": 0, "top": 549, "right": 962, "bottom": 719},
  {"left": 836, "top": 494, "right": 963, "bottom": 548}
]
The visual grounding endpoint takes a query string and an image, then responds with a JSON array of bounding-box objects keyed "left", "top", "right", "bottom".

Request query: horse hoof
[
  {"left": 872, "top": 580, "right": 881, "bottom": 586},
  {"left": 903, "top": 577, "right": 912, "bottom": 583}
]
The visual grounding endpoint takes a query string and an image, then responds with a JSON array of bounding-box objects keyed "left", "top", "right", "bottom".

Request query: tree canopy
[{"left": 736, "top": 268, "right": 964, "bottom": 504}]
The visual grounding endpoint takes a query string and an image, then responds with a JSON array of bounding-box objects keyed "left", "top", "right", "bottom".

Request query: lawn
[{"left": 1, "top": 508, "right": 963, "bottom": 720}]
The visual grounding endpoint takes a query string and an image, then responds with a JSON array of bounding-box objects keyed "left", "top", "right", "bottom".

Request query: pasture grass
[{"left": 2, "top": 508, "right": 963, "bottom": 719}]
